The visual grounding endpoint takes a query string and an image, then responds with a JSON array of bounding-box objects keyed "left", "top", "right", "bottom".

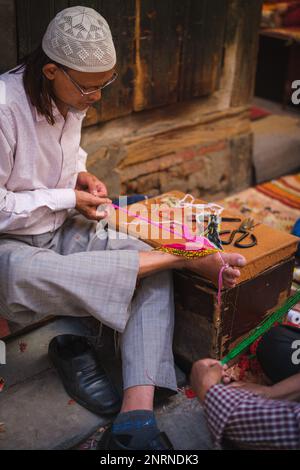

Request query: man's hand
[
  {"left": 76, "top": 171, "right": 108, "bottom": 197},
  {"left": 190, "top": 359, "right": 229, "bottom": 403},
  {"left": 75, "top": 190, "right": 112, "bottom": 221}
]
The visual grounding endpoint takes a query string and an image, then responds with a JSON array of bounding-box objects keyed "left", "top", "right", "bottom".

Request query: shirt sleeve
[
  {"left": 77, "top": 146, "right": 88, "bottom": 173},
  {"left": 0, "top": 109, "right": 76, "bottom": 233},
  {"left": 203, "top": 384, "right": 300, "bottom": 450}
]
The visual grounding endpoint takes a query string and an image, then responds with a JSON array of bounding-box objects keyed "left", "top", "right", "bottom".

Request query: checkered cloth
[{"left": 203, "top": 384, "right": 300, "bottom": 449}]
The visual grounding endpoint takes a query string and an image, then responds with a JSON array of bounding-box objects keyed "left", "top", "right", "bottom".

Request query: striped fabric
[
  {"left": 256, "top": 174, "right": 300, "bottom": 210},
  {"left": 218, "top": 172, "right": 300, "bottom": 234}
]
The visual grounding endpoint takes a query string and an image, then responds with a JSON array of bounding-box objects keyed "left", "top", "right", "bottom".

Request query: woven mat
[{"left": 218, "top": 173, "right": 300, "bottom": 233}]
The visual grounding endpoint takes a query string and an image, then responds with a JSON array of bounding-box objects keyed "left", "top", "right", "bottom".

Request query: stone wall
[{"left": 81, "top": 96, "right": 254, "bottom": 201}]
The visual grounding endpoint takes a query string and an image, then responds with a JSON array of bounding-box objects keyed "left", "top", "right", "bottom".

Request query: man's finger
[
  {"left": 92, "top": 189, "right": 108, "bottom": 197},
  {"left": 88, "top": 182, "right": 99, "bottom": 194},
  {"left": 222, "top": 376, "right": 232, "bottom": 384},
  {"left": 88, "top": 194, "right": 112, "bottom": 205},
  {"left": 228, "top": 381, "right": 245, "bottom": 388},
  {"left": 85, "top": 208, "right": 108, "bottom": 221},
  {"left": 90, "top": 180, "right": 108, "bottom": 197},
  {"left": 96, "top": 181, "right": 108, "bottom": 196},
  {"left": 198, "top": 358, "right": 221, "bottom": 368},
  {"left": 95, "top": 207, "right": 108, "bottom": 218}
]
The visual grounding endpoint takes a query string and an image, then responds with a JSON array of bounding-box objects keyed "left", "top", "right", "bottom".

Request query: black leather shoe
[
  {"left": 97, "top": 426, "right": 174, "bottom": 450},
  {"left": 48, "top": 334, "right": 121, "bottom": 416}
]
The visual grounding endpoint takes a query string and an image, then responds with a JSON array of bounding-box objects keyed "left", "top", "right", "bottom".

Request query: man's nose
[{"left": 87, "top": 90, "right": 101, "bottom": 102}]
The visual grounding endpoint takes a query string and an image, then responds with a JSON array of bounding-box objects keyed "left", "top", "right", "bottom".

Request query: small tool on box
[
  {"left": 187, "top": 215, "right": 241, "bottom": 223},
  {"left": 219, "top": 218, "right": 258, "bottom": 248}
]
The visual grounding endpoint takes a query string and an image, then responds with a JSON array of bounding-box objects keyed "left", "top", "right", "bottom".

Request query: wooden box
[
  {"left": 111, "top": 191, "right": 299, "bottom": 367},
  {"left": 172, "top": 257, "right": 295, "bottom": 370}
]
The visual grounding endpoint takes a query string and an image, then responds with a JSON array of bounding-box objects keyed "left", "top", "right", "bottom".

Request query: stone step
[
  {"left": 0, "top": 317, "right": 190, "bottom": 450},
  {"left": 78, "top": 392, "right": 214, "bottom": 451},
  {"left": 0, "top": 317, "right": 108, "bottom": 450},
  {"left": 0, "top": 368, "right": 108, "bottom": 450},
  {"left": 156, "top": 394, "right": 213, "bottom": 451}
]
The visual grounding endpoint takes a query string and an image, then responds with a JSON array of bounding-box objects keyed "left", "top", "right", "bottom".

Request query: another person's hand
[
  {"left": 229, "top": 381, "right": 271, "bottom": 398},
  {"left": 190, "top": 358, "right": 229, "bottom": 403},
  {"left": 76, "top": 171, "right": 108, "bottom": 197},
  {"left": 75, "top": 190, "right": 111, "bottom": 221}
]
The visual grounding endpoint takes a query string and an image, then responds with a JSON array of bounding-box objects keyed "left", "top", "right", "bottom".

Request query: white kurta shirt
[{"left": 0, "top": 68, "right": 88, "bottom": 235}]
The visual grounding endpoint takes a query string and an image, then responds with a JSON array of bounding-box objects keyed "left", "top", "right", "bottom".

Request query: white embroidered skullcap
[{"left": 42, "top": 6, "right": 116, "bottom": 72}]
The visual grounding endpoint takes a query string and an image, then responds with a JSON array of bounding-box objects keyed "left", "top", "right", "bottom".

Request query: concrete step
[
  {"left": 252, "top": 97, "right": 300, "bottom": 184},
  {"left": 0, "top": 316, "right": 108, "bottom": 450},
  {"left": 156, "top": 394, "right": 213, "bottom": 451},
  {"left": 76, "top": 392, "right": 214, "bottom": 451},
  {"left": 0, "top": 317, "right": 191, "bottom": 450}
]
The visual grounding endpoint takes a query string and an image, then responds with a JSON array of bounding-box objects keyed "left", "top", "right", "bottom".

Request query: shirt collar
[{"left": 33, "top": 100, "right": 87, "bottom": 122}]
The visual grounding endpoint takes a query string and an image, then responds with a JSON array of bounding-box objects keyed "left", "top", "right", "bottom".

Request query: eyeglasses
[{"left": 60, "top": 67, "right": 118, "bottom": 96}]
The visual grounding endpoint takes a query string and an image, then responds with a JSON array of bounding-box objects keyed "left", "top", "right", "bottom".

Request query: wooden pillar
[{"left": 0, "top": 0, "right": 17, "bottom": 72}]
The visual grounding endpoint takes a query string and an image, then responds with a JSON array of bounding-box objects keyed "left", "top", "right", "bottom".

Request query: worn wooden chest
[
  {"left": 172, "top": 257, "right": 295, "bottom": 370},
  {"left": 113, "top": 190, "right": 299, "bottom": 368}
]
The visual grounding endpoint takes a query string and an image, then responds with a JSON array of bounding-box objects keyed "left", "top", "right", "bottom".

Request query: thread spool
[{"left": 287, "top": 309, "right": 300, "bottom": 325}]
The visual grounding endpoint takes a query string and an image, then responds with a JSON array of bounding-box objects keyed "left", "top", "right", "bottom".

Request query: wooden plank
[
  {"left": 0, "top": 0, "right": 18, "bottom": 72},
  {"left": 17, "top": 0, "right": 51, "bottom": 59},
  {"left": 83, "top": 0, "right": 136, "bottom": 125},
  {"left": 68, "top": 0, "right": 99, "bottom": 8},
  {"left": 96, "top": 0, "right": 136, "bottom": 123},
  {"left": 178, "top": 0, "right": 228, "bottom": 101},
  {"left": 133, "top": 0, "right": 187, "bottom": 111},
  {"left": 16, "top": 0, "right": 69, "bottom": 60},
  {"left": 226, "top": 0, "right": 263, "bottom": 106}
]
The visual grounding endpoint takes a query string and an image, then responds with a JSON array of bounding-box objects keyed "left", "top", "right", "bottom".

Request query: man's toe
[{"left": 226, "top": 253, "right": 246, "bottom": 268}]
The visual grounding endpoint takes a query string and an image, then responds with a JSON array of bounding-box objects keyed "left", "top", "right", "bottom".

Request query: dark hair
[{"left": 10, "top": 45, "right": 60, "bottom": 125}]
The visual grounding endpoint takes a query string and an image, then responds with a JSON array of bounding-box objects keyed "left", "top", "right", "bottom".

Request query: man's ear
[{"left": 42, "top": 63, "right": 59, "bottom": 81}]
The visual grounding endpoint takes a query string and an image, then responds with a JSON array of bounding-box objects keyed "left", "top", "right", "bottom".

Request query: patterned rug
[{"left": 219, "top": 173, "right": 300, "bottom": 234}]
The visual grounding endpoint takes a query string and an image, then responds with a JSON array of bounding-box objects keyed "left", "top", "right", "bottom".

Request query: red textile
[{"left": 283, "top": 2, "right": 300, "bottom": 26}]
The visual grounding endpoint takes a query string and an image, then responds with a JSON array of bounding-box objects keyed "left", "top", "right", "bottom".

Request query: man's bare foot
[{"left": 183, "top": 252, "right": 246, "bottom": 289}]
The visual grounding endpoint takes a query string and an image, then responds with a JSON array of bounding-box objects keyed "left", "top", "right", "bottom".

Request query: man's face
[{"left": 43, "top": 64, "right": 116, "bottom": 111}]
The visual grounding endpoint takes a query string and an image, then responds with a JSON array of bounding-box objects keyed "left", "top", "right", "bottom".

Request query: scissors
[{"left": 219, "top": 218, "right": 257, "bottom": 248}]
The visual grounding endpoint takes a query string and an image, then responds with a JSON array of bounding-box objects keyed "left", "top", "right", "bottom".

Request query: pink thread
[
  {"left": 111, "top": 203, "right": 226, "bottom": 306},
  {"left": 111, "top": 203, "right": 199, "bottom": 242},
  {"left": 217, "top": 252, "right": 229, "bottom": 307},
  {"left": 112, "top": 203, "right": 181, "bottom": 238}
]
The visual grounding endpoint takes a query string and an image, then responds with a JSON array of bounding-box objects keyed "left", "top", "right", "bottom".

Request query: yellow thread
[{"left": 155, "top": 246, "right": 218, "bottom": 258}]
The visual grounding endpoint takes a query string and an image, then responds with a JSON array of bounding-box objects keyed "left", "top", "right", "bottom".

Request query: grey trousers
[{"left": 0, "top": 211, "right": 177, "bottom": 391}]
